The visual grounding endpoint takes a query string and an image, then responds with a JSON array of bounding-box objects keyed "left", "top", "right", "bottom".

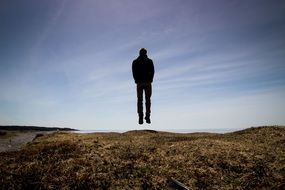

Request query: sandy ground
[{"left": 0, "top": 131, "right": 52, "bottom": 152}]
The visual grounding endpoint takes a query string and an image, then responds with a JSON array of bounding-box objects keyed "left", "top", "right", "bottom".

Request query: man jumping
[{"left": 132, "top": 48, "right": 155, "bottom": 125}]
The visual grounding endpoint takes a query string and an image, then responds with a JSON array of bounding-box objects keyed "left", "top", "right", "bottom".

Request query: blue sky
[{"left": 0, "top": 0, "right": 285, "bottom": 131}]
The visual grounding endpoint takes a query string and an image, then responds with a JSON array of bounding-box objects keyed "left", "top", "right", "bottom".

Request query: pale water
[{"left": 73, "top": 127, "right": 245, "bottom": 134}]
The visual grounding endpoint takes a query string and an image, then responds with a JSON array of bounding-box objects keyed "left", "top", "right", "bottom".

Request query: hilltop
[{"left": 0, "top": 126, "right": 284, "bottom": 189}]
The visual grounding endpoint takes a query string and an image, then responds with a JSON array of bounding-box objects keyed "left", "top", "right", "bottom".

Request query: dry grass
[
  {"left": 0, "top": 131, "right": 17, "bottom": 138},
  {"left": 0, "top": 126, "right": 284, "bottom": 189}
]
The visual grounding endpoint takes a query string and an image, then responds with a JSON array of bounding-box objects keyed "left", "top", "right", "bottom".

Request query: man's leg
[
  {"left": 144, "top": 83, "right": 152, "bottom": 124},
  {"left": 137, "top": 83, "right": 144, "bottom": 124}
]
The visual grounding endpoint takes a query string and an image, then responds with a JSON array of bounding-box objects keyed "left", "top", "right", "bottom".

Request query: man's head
[{"left": 139, "top": 48, "right": 147, "bottom": 56}]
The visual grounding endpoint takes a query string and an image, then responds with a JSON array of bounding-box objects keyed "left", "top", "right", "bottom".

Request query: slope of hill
[{"left": 0, "top": 126, "right": 284, "bottom": 189}]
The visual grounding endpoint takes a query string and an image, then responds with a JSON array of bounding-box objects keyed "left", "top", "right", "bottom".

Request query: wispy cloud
[{"left": 30, "top": 0, "right": 68, "bottom": 65}]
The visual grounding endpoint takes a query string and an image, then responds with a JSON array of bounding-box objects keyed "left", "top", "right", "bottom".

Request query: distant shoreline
[
  {"left": 73, "top": 127, "right": 246, "bottom": 134},
  {"left": 1, "top": 125, "right": 284, "bottom": 153},
  {"left": 0, "top": 125, "right": 77, "bottom": 132}
]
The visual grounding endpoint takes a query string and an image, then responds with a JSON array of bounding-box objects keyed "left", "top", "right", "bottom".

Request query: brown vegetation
[
  {"left": 0, "top": 131, "right": 7, "bottom": 136},
  {"left": 0, "top": 126, "right": 284, "bottom": 189}
]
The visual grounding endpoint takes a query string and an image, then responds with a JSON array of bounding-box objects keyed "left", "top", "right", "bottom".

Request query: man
[{"left": 132, "top": 48, "right": 155, "bottom": 124}]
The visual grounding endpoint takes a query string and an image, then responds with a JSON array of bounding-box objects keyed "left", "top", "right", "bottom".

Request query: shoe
[
  {"left": 145, "top": 116, "right": 151, "bottom": 124},
  {"left": 139, "top": 115, "right": 144, "bottom": 125}
]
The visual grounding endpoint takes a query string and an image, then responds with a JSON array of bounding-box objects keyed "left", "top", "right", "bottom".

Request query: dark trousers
[{"left": 136, "top": 83, "right": 152, "bottom": 116}]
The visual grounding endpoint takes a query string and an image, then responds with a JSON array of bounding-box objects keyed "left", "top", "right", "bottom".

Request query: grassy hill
[{"left": 0, "top": 126, "right": 284, "bottom": 189}]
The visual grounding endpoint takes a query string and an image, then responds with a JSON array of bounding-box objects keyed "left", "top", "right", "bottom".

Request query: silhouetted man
[{"left": 132, "top": 48, "right": 155, "bottom": 124}]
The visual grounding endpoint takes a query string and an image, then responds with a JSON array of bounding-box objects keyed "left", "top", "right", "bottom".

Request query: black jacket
[{"left": 132, "top": 55, "right": 154, "bottom": 84}]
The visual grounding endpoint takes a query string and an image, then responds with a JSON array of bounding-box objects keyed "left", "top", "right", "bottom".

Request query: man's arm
[
  {"left": 150, "top": 60, "right": 155, "bottom": 83},
  {"left": 132, "top": 61, "right": 137, "bottom": 83}
]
